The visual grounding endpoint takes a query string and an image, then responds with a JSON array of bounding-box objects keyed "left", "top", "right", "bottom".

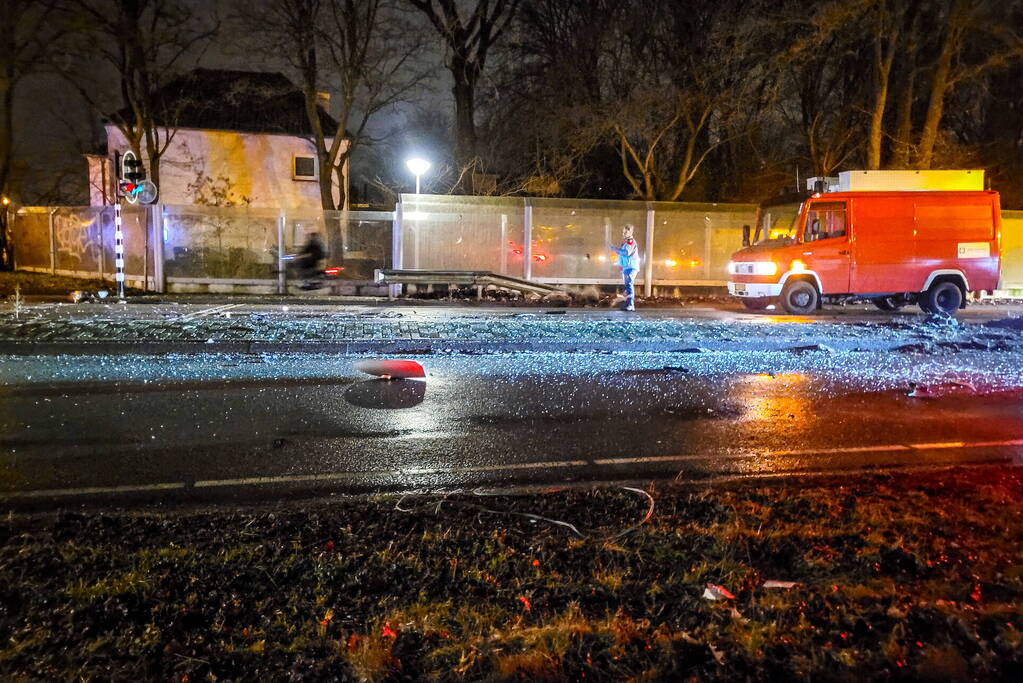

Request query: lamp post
[
  {"left": 406, "top": 157, "right": 431, "bottom": 195},
  {"left": 405, "top": 158, "right": 431, "bottom": 270}
]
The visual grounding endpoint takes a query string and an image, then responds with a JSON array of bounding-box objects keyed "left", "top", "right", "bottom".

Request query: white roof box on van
[{"left": 837, "top": 170, "right": 984, "bottom": 192}]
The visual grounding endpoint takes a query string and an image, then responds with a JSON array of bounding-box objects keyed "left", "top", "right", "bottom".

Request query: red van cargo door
[
  {"left": 849, "top": 196, "right": 917, "bottom": 293},
  {"left": 800, "top": 202, "right": 851, "bottom": 294}
]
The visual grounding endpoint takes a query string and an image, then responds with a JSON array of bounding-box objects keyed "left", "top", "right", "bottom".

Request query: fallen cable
[
  {"left": 391, "top": 486, "right": 655, "bottom": 541},
  {"left": 605, "top": 486, "right": 656, "bottom": 540}
]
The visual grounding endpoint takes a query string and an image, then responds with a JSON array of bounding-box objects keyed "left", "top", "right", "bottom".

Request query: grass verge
[{"left": 1, "top": 467, "right": 1022, "bottom": 681}]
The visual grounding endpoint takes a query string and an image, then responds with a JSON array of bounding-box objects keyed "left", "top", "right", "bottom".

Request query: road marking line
[
  {"left": 764, "top": 444, "right": 911, "bottom": 456},
  {"left": 194, "top": 471, "right": 393, "bottom": 487},
  {"left": 2, "top": 482, "right": 185, "bottom": 498},
  {"left": 6, "top": 440, "right": 1022, "bottom": 499}
]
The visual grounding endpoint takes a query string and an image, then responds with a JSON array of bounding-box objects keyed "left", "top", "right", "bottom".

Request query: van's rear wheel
[
  {"left": 741, "top": 298, "right": 771, "bottom": 311},
  {"left": 920, "top": 281, "right": 963, "bottom": 316},
  {"left": 780, "top": 280, "right": 819, "bottom": 315},
  {"left": 872, "top": 296, "right": 906, "bottom": 312}
]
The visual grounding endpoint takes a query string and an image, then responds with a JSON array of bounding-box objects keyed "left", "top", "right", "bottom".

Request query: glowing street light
[{"left": 406, "top": 157, "right": 431, "bottom": 194}]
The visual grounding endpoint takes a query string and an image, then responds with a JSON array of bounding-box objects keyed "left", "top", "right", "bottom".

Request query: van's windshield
[{"left": 753, "top": 203, "right": 802, "bottom": 245}]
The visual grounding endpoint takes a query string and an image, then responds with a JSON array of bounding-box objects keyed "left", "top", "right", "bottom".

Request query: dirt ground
[
  {"left": 1, "top": 467, "right": 1021, "bottom": 681},
  {"left": 0, "top": 271, "right": 144, "bottom": 297}
]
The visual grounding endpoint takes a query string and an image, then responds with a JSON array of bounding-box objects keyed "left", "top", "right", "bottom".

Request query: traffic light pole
[{"left": 114, "top": 197, "right": 126, "bottom": 302}]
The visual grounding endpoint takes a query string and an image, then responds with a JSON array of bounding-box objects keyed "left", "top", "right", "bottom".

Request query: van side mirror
[{"left": 742, "top": 224, "right": 751, "bottom": 247}]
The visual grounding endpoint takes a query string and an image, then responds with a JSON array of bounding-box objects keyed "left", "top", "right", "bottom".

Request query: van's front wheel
[{"left": 780, "top": 280, "right": 819, "bottom": 315}]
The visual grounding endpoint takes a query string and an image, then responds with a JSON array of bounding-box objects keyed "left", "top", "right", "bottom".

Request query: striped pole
[{"left": 114, "top": 201, "right": 126, "bottom": 301}]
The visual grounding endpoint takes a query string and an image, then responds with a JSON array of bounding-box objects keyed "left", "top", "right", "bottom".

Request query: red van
[{"left": 727, "top": 187, "right": 1001, "bottom": 315}]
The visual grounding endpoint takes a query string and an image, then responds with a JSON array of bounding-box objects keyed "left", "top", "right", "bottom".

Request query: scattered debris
[
  {"left": 703, "top": 584, "right": 736, "bottom": 601},
  {"left": 354, "top": 359, "right": 426, "bottom": 379},
  {"left": 763, "top": 580, "right": 799, "bottom": 589},
  {"left": 907, "top": 381, "right": 976, "bottom": 398}
]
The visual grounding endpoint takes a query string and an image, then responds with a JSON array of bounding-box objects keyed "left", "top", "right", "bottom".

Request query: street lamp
[{"left": 406, "top": 157, "right": 431, "bottom": 195}]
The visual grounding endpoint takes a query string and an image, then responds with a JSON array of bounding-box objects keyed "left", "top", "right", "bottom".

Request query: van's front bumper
[{"left": 728, "top": 281, "right": 783, "bottom": 298}]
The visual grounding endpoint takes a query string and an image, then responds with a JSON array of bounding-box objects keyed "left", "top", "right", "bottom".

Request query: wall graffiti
[{"left": 54, "top": 211, "right": 103, "bottom": 268}]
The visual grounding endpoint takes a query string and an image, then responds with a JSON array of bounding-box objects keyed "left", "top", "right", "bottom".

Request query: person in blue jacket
[{"left": 611, "top": 224, "right": 640, "bottom": 311}]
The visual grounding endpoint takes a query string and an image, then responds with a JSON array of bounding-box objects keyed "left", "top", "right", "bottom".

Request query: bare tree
[
  {"left": 1, "top": 0, "right": 68, "bottom": 268},
  {"left": 237, "top": 0, "right": 426, "bottom": 210},
  {"left": 599, "top": 1, "right": 766, "bottom": 200},
  {"left": 404, "top": 0, "right": 521, "bottom": 173},
  {"left": 58, "top": 0, "right": 218, "bottom": 192}
]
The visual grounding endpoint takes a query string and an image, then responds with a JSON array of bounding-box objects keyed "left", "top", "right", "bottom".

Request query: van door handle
[{"left": 838, "top": 250, "right": 850, "bottom": 255}]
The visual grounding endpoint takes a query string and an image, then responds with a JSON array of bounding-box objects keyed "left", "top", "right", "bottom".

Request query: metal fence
[
  {"left": 9, "top": 205, "right": 394, "bottom": 293},
  {"left": 396, "top": 194, "right": 757, "bottom": 294},
  {"left": 8, "top": 198, "right": 1023, "bottom": 294}
]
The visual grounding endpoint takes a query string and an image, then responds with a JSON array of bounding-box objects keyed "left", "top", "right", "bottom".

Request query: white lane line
[
  {"left": 2, "top": 482, "right": 185, "bottom": 498},
  {"left": 765, "top": 444, "right": 911, "bottom": 456},
  {"left": 909, "top": 441, "right": 966, "bottom": 449},
  {"left": 194, "top": 471, "right": 393, "bottom": 488},
  {"left": 5, "top": 439, "right": 1022, "bottom": 499}
]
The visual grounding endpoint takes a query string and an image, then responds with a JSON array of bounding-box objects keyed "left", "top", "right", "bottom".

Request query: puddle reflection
[{"left": 343, "top": 379, "right": 426, "bottom": 410}]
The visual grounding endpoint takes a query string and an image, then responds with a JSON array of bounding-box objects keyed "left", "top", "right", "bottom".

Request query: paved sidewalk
[{"left": 0, "top": 300, "right": 1021, "bottom": 355}]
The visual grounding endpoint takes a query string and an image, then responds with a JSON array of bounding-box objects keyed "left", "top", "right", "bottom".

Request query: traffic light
[
  {"left": 117, "top": 151, "right": 148, "bottom": 201},
  {"left": 123, "top": 157, "right": 146, "bottom": 183}
]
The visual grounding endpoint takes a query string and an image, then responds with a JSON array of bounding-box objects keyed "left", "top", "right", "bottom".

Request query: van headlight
[{"left": 727, "top": 261, "right": 737, "bottom": 275}]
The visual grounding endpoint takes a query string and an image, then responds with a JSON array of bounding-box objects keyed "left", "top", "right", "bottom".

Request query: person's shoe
[{"left": 626, "top": 304, "right": 635, "bottom": 311}]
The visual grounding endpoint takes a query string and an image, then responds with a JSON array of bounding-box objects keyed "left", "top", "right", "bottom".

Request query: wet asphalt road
[{"left": 2, "top": 348, "right": 1023, "bottom": 507}]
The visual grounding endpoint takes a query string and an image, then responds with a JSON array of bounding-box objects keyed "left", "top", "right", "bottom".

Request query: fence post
[
  {"left": 153, "top": 204, "right": 166, "bottom": 292},
  {"left": 500, "top": 213, "right": 507, "bottom": 275},
  {"left": 704, "top": 218, "right": 712, "bottom": 281},
  {"left": 644, "top": 204, "right": 655, "bottom": 297},
  {"left": 390, "top": 202, "right": 403, "bottom": 298},
  {"left": 98, "top": 209, "right": 106, "bottom": 279},
  {"left": 523, "top": 198, "right": 533, "bottom": 280},
  {"left": 48, "top": 208, "right": 57, "bottom": 273},
  {"left": 277, "top": 208, "right": 286, "bottom": 295}
]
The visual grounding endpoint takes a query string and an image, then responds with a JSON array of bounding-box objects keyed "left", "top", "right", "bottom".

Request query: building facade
[{"left": 86, "top": 69, "right": 348, "bottom": 211}]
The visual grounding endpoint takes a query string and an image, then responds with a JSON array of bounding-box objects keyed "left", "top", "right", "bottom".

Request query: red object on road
[{"left": 354, "top": 359, "right": 426, "bottom": 379}]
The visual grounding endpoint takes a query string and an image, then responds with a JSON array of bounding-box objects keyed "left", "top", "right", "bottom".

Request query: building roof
[{"left": 108, "top": 69, "right": 339, "bottom": 137}]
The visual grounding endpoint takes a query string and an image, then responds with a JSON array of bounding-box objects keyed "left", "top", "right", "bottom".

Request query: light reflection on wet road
[{"left": 1, "top": 350, "right": 1022, "bottom": 503}]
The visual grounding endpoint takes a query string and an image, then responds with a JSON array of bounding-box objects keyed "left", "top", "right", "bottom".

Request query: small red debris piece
[
  {"left": 518, "top": 596, "right": 532, "bottom": 611},
  {"left": 702, "top": 584, "right": 736, "bottom": 601},
  {"left": 325, "top": 540, "right": 334, "bottom": 551},
  {"left": 354, "top": 359, "right": 426, "bottom": 379},
  {"left": 381, "top": 622, "right": 397, "bottom": 638},
  {"left": 532, "top": 559, "right": 540, "bottom": 567}
]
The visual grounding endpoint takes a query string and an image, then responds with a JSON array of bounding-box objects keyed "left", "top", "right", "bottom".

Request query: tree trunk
[
  {"left": 318, "top": 150, "right": 336, "bottom": 210},
  {"left": 867, "top": 77, "right": 890, "bottom": 170},
  {"left": 890, "top": 64, "right": 916, "bottom": 167},
  {"left": 868, "top": 26, "right": 897, "bottom": 170},
  {"left": 915, "top": 2, "right": 960, "bottom": 169},
  {"left": 0, "top": 74, "right": 12, "bottom": 201},
  {"left": 0, "top": 73, "right": 12, "bottom": 269},
  {"left": 451, "top": 55, "right": 479, "bottom": 172}
]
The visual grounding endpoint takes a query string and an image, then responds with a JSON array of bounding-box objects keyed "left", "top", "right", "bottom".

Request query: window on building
[{"left": 293, "top": 156, "right": 317, "bottom": 181}]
